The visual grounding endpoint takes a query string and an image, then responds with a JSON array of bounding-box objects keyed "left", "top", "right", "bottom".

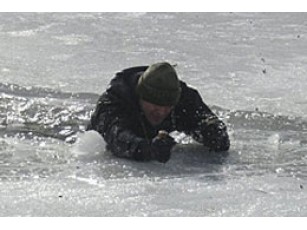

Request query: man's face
[{"left": 140, "top": 99, "right": 173, "bottom": 126}]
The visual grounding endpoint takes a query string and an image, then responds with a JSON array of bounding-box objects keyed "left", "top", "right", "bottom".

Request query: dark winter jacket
[{"left": 87, "top": 66, "right": 230, "bottom": 161}]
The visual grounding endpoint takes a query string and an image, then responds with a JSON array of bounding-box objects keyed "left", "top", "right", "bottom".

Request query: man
[{"left": 87, "top": 62, "right": 230, "bottom": 163}]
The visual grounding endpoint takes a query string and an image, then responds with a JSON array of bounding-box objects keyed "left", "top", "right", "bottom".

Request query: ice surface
[{"left": 0, "top": 13, "right": 307, "bottom": 216}]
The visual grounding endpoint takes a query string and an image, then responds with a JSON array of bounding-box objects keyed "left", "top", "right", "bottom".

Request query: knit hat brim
[{"left": 136, "top": 62, "right": 181, "bottom": 106}]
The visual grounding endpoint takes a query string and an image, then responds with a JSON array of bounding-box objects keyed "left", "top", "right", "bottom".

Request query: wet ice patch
[
  {"left": 50, "top": 54, "right": 74, "bottom": 61},
  {"left": 8, "top": 29, "right": 36, "bottom": 37},
  {"left": 1, "top": 68, "right": 11, "bottom": 73},
  {"left": 0, "top": 136, "right": 72, "bottom": 182},
  {"left": 267, "top": 133, "right": 281, "bottom": 146},
  {"left": 69, "top": 175, "right": 106, "bottom": 188},
  {"left": 53, "top": 34, "right": 93, "bottom": 45}
]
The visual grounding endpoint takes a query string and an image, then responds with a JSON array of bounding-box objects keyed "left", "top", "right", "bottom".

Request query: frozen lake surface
[{"left": 0, "top": 12, "right": 307, "bottom": 216}]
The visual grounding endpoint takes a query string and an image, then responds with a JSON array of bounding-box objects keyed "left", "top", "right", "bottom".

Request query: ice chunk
[{"left": 71, "top": 130, "right": 105, "bottom": 156}]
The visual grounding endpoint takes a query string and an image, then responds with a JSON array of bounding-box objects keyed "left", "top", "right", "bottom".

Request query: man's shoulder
[
  {"left": 105, "top": 66, "right": 147, "bottom": 104},
  {"left": 179, "top": 80, "right": 199, "bottom": 94},
  {"left": 109, "top": 66, "right": 147, "bottom": 85},
  {"left": 118, "top": 66, "right": 148, "bottom": 76},
  {"left": 110, "top": 65, "right": 148, "bottom": 86},
  {"left": 176, "top": 80, "right": 204, "bottom": 108}
]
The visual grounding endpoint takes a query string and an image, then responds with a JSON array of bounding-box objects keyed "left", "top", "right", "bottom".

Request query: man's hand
[
  {"left": 151, "top": 130, "right": 176, "bottom": 163},
  {"left": 202, "top": 120, "right": 230, "bottom": 152}
]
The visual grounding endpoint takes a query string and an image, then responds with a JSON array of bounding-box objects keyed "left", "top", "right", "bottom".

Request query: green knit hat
[{"left": 136, "top": 62, "right": 181, "bottom": 106}]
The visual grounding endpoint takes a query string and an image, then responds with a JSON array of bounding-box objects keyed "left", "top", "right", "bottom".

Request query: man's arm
[
  {"left": 179, "top": 86, "right": 230, "bottom": 152},
  {"left": 88, "top": 91, "right": 153, "bottom": 161},
  {"left": 192, "top": 115, "right": 230, "bottom": 152}
]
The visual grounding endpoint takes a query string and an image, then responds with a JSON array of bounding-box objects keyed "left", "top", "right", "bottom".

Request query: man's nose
[{"left": 156, "top": 107, "right": 170, "bottom": 116}]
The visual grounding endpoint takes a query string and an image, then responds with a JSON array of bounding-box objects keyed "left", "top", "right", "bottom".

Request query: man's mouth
[{"left": 149, "top": 113, "right": 164, "bottom": 125}]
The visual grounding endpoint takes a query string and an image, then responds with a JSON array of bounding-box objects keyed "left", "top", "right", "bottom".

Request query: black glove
[
  {"left": 150, "top": 131, "right": 176, "bottom": 163},
  {"left": 202, "top": 119, "right": 230, "bottom": 152}
]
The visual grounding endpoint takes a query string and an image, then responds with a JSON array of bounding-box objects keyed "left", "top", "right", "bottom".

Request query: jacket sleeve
[
  {"left": 88, "top": 91, "right": 152, "bottom": 161},
  {"left": 179, "top": 86, "right": 230, "bottom": 152}
]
